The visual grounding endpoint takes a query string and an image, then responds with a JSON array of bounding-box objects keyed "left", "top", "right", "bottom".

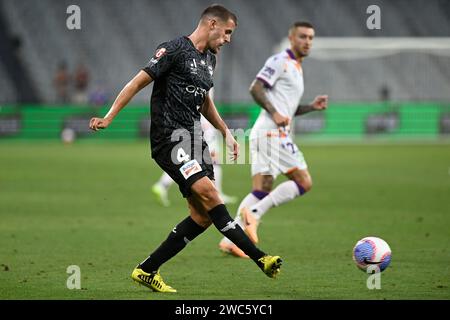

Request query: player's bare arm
[
  {"left": 201, "top": 94, "right": 239, "bottom": 160},
  {"left": 295, "top": 95, "right": 328, "bottom": 116},
  {"left": 249, "top": 79, "right": 290, "bottom": 127},
  {"left": 89, "top": 70, "right": 153, "bottom": 131}
]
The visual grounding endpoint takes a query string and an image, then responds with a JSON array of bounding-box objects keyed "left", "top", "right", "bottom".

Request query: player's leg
[
  {"left": 241, "top": 138, "right": 311, "bottom": 243},
  {"left": 238, "top": 168, "right": 311, "bottom": 247},
  {"left": 219, "top": 136, "right": 274, "bottom": 252},
  {"left": 286, "top": 168, "right": 312, "bottom": 193},
  {"left": 240, "top": 173, "right": 274, "bottom": 242},
  {"left": 136, "top": 139, "right": 280, "bottom": 283},
  {"left": 186, "top": 195, "right": 213, "bottom": 228},
  {"left": 138, "top": 206, "right": 210, "bottom": 273},
  {"left": 249, "top": 168, "right": 311, "bottom": 218},
  {"left": 235, "top": 168, "right": 308, "bottom": 253},
  {"left": 133, "top": 140, "right": 216, "bottom": 292},
  {"left": 132, "top": 199, "right": 210, "bottom": 292},
  {"left": 219, "top": 173, "right": 273, "bottom": 255},
  {"left": 191, "top": 176, "right": 282, "bottom": 277},
  {"left": 152, "top": 171, "right": 174, "bottom": 207}
]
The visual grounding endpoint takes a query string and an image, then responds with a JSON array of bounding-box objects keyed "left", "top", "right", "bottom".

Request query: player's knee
[
  {"left": 295, "top": 177, "right": 312, "bottom": 194},
  {"left": 261, "top": 182, "right": 273, "bottom": 192},
  {"left": 304, "top": 180, "right": 313, "bottom": 192},
  {"left": 195, "top": 184, "right": 220, "bottom": 204},
  {"left": 301, "top": 178, "right": 313, "bottom": 193},
  {"left": 261, "top": 176, "right": 274, "bottom": 192}
]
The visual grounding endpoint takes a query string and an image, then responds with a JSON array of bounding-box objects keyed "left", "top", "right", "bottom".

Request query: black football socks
[
  {"left": 208, "top": 204, "right": 265, "bottom": 262},
  {"left": 139, "top": 216, "right": 206, "bottom": 273}
]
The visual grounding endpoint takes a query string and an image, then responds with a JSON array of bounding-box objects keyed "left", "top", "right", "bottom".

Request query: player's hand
[
  {"left": 89, "top": 117, "right": 112, "bottom": 131},
  {"left": 272, "top": 111, "right": 290, "bottom": 127},
  {"left": 311, "top": 95, "right": 328, "bottom": 110},
  {"left": 225, "top": 131, "right": 239, "bottom": 161}
]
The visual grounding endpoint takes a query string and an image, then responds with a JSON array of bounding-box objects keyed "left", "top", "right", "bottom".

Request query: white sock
[
  {"left": 213, "top": 164, "right": 222, "bottom": 194},
  {"left": 250, "top": 180, "right": 304, "bottom": 219},
  {"left": 157, "top": 172, "right": 174, "bottom": 189},
  {"left": 220, "top": 192, "right": 262, "bottom": 245}
]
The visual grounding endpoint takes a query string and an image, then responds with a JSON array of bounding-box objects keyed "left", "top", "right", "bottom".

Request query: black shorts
[{"left": 153, "top": 139, "right": 215, "bottom": 198}]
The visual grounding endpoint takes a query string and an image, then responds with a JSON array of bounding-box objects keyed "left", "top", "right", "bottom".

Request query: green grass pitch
[{"left": 0, "top": 140, "right": 449, "bottom": 299}]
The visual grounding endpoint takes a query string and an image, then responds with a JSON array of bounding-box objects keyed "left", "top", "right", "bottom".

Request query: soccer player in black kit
[{"left": 90, "top": 5, "right": 282, "bottom": 293}]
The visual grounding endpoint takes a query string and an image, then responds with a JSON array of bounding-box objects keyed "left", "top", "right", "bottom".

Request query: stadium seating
[{"left": 0, "top": 0, "right": 449, "bottom": 103}]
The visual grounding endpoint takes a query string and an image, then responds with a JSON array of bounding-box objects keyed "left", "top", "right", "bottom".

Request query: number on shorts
[
  {"left": 177, "top": 147, "right": 190, "bottom": 163},
  {"left": 286, "top": 142, "right": 296, "bottom": 154}
]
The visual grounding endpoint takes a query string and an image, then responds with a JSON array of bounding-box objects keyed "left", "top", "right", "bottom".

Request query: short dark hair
[
  {"left": 201, "top": 4, "right": 237, "bottom": 25},
  {"left": 289, "top": 21, "right": 314, "bottom": 33}
]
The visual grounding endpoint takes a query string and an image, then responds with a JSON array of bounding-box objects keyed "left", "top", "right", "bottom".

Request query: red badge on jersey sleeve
[{"left": 155, "top": 48, "right": 167, "bottom": 59}]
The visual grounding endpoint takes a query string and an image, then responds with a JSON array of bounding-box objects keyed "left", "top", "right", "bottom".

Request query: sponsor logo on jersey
[
  {"left": 149, "top": 48, "right": 167, "bottom": 65},
  {"left": 155, "top": 48, "right": 166, "bottom": 58},
  {"left": 189, "top": 58, "right": 198, "bottom": 74},
  {"left": 185, "top": 85, "right": 207, "bottom": 99}
]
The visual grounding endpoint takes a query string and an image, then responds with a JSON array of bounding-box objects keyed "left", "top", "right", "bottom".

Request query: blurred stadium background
[
  {"left": 0, "top": 0, "right": 449, "bottom": 300},
  {"left": 1, "top": 0, "right": 450, "bottom": 139}
]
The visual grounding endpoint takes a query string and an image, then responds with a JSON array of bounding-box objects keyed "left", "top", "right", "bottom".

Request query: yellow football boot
[
  {"left": 257, "top": 255, "right": 283, "bottom": 278},
  {"left": 131, "top": 267, "right": 176, "bottom": 293}
]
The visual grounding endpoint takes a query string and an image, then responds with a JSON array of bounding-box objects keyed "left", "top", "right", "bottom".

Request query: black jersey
[{"left": 143, "top": 36, "right": 216, "bottom": 157}]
